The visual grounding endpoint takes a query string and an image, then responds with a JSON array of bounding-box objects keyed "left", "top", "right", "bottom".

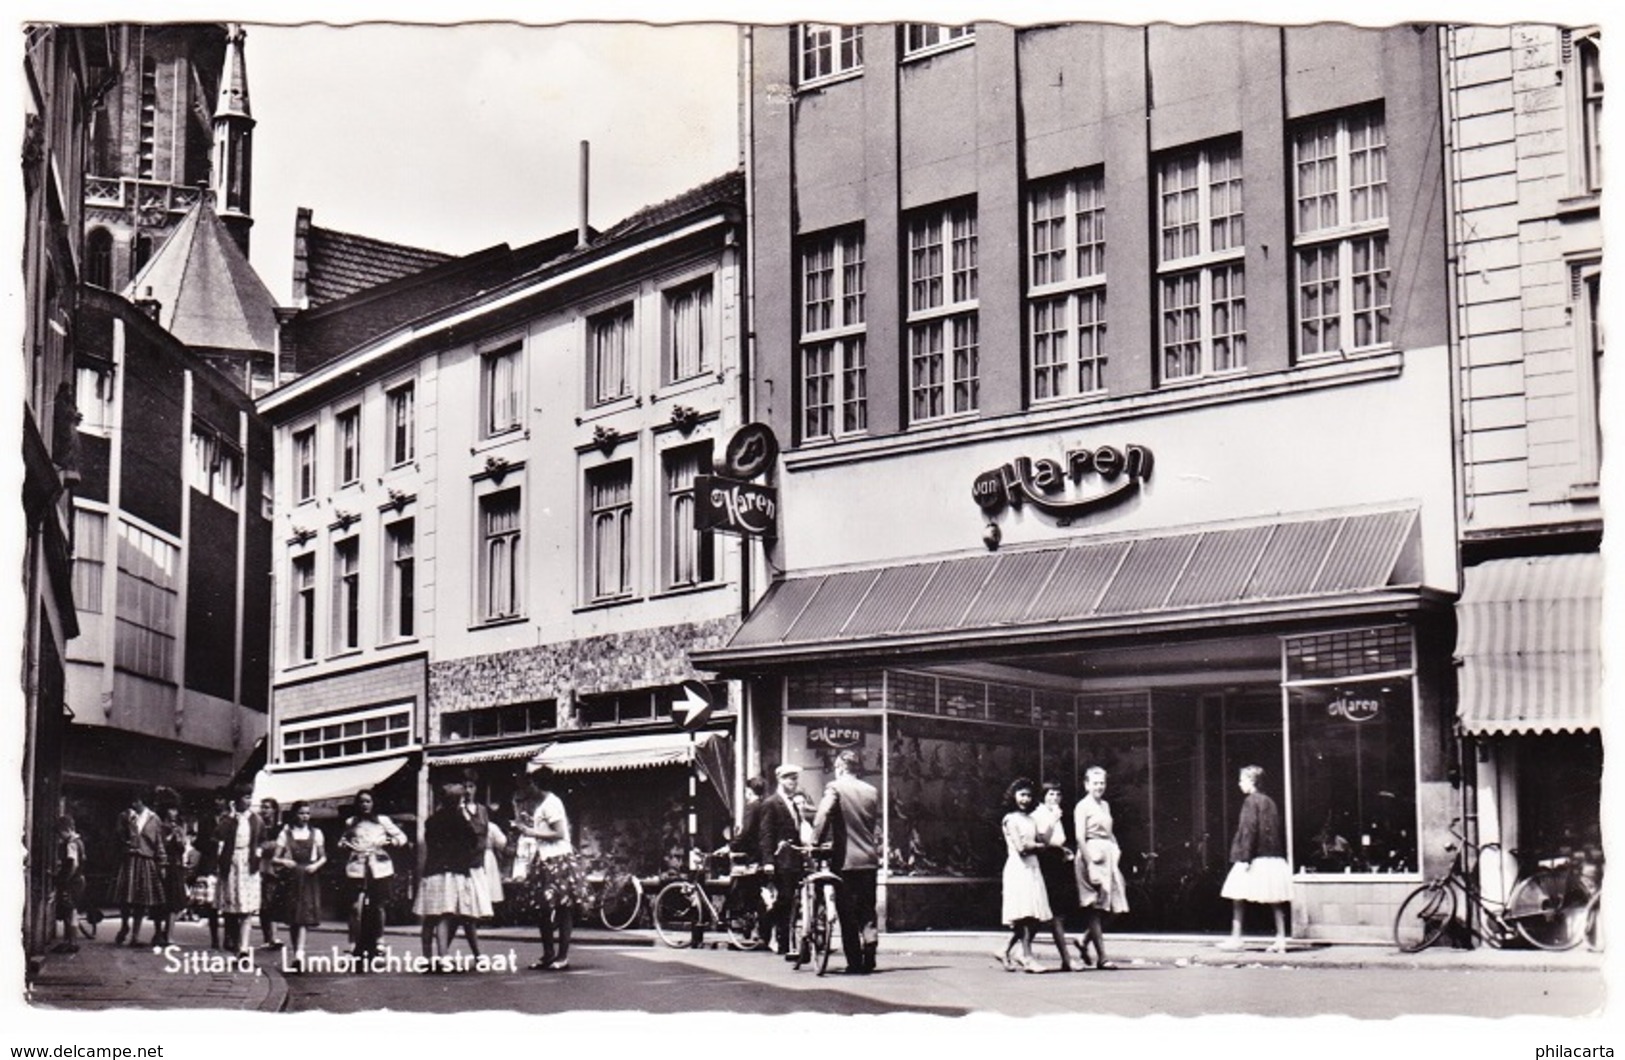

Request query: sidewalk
[{"left": 26, "top": 918, "right": 1601, "bottom": 1012}]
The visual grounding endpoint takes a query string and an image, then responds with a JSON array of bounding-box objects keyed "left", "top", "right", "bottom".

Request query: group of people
[
  {"left": 734, "top": 751, "right": 883, "bottom": 976},
  {"left": 999, "top": 764, "right": 1292, "bottom": 972}
]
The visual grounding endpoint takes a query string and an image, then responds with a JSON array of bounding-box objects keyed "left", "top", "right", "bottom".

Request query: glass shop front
[{"left": 768, "top": 623, "right": 1441, "bottom": 938}]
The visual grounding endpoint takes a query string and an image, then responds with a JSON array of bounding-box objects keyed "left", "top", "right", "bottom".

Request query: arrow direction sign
[{"left": 676, "top": 680, "right": 715, "bottom": 730}]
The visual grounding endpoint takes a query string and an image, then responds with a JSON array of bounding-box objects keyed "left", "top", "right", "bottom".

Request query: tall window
[
  {"left": 190, "top": 429, "right": 242, "bottom": 509},
  {"left": 1573, "top": 33, "right": 1603, "bottom": 194},
  {"left": 384, "top": 519, "right": 415, "bottom": 641},
  {"left": 589, "top": 306, "right": 634, "bottom": 405},
  {"left": 800, "top": 229, "right": 867, "bottom": 441},
  {"left": 1574, "top": 263, "right": 1603, "bottom": 487},
  {"left": 76, "top": 364, "right": 114, "bottom": 435},
  {"left": 799, "top": 24, "right": 863, "bottom": 84},
  {"left": 115, "top": 521, "right": 178, "bottom": 681},
  {"left": 1028, "top": 171, "right": 1107, "bottom": 401},
  {"left": 663, "top": 444, "right": 715, "bottom": 589},
  {"left": 85, "top": 228, "right": 112, "bottom": 289},
  {"left": 908, "top": 203, "right": 979, "bottom": 423},
  {"left": 72, "top": 507, "right": 106, "bottom": 614},
  {"left": 479, "top": 488, "right": 522, "bottom": 621},
  {"left": 665, "top": 277, "right": 714, "bottom": 383},
  {"left": 335, "top": 407, "right": 361, "bottom": 486},
  {"left": 587, "top": 462, "right": 633, "bottom": 601},
  {"left": 291, "top": 553, "right": 316, "bottom": 663},
  {"left": 904, "top": 24, "right": 974, "bottom": 56},
  {"left": 387, "top": 382, "right": 415, "bottom": 467},
  {"left": 331, "top": 537, "right": 360, "bottom": 653},
  {"left": 293, "top": 426, "right": 316, "bottom": 502},
  {"left": 1158, "top": 141, "right": 1246, "bottom": 382},
  {"left": 482, "top": 342, "right": 523, "bottom": 437},
  {"left": 1293, "top": 109, "right": 1389, "bottom": 359}
]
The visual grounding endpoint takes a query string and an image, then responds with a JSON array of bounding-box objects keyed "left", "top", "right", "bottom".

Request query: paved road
[{"left": 282, "top": 933, "right": 1605, "bottom": 1018}]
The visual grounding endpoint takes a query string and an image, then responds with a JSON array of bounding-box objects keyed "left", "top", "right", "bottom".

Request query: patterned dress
[
  {"left": 112, "top": 808, "right": 166, "bottom": 908},
  {"left": 217, "top": 813, "right": 261, "bottom": 916}
]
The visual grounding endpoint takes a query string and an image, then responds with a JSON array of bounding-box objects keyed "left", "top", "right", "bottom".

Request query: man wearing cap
[
  {"left": 814, "top": 749, "right": 882, "bottom": 974},
  {"left": 758, "top": 763, "right": 807, "bottom": 958}
]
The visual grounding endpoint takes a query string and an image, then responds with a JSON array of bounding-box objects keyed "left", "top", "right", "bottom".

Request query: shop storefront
[{"left": 703, "top": 505, "right": 1461, "bottom": 941}]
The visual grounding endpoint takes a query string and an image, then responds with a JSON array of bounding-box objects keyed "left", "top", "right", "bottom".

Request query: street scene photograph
[{"left": 8, "top": 4, "right": 1615, "bottom": 1055}]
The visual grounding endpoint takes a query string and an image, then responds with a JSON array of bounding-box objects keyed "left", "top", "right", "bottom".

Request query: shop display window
[
  {"left": 1285, "top": 627, "right": 1419, "bottom": 875},
  {"left": 888, "top": 714, "right": 1037, "bottom": 877}
]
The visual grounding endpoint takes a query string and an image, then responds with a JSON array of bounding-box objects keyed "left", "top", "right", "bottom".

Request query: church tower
[{"left": 212, "top": 24, "right": 254, "bottom": 257}]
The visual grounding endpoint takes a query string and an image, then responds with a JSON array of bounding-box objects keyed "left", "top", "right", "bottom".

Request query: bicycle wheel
[
  {"left": 652, "top": 881, "right": 702, "bottom": 949},
  {"left": 1507, "top": 868, "right": 1587, "bottom": 951},
  {"left": 599, "top": 873, "right": 643, "bottom": 931},
  {"left": 1585, "top": 892, "right": 1603, "bottom": 952},
  {"left": 1393, "top": 882, "right": 1455, "bottom": 952},
  {"left": 814, "top": 882, "right": 837, "bottom": 976},
  {"left": 789, "top": 886, "right": 811, "bottom": 969}
]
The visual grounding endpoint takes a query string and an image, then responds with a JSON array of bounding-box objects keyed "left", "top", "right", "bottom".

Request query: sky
[{"left": 242, "top": 22, "right": 741, "bottom": 304}]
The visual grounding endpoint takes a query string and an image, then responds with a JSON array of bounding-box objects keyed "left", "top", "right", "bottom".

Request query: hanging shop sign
[
  {"left": 1327, "top": 694, "right": 1383, "bottom": 723},
  {"left": 972, "top": 444, "right": 1155, "bottom": 520},
  {"left": 806, "top": 725, "right": 867, "bottom": 751},
  {"left": 720, "top": 422, "right": 779, "bottom": 481},
  {"left": 695, "top": 474, "right": 778, "bottom": 538}
]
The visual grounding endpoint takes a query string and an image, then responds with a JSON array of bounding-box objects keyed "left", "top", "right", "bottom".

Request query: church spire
[{"left": 212, "top": 23, "right": 255, "bottom": 256}]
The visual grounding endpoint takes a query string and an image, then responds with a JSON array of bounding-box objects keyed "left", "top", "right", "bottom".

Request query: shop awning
[
  {"left": 695, "top": 507, "right": 1425, "bottom": 669},
  {"left": 253, "top": 755, "right": 410, "bottom": 805},
  {"left": 528, "top": 730, "right": 725, "bottom": 775},
  {"left": 427, "top": 742, "right": 549, "bottom": 767},
  {"left": 1457, "top": 553, "right": 1603, "bottom": 736}
]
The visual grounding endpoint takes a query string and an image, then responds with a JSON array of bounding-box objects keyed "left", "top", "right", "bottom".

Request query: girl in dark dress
[
  {"left": 271, "top": 800, "right": 326, "bottom": 971},
  {"left": 112, "top": 792, "right": 166, "bottom": 947},
  {"left": 153, "top": 790, "right": 190, "bottom": 948}
]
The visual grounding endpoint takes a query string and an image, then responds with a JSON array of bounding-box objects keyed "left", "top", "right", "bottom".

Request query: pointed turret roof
[
  {"left": 216, "top": 23, "right": 252, "bottom": 121},
  {"left": 126, "top": 196, "right": 278, "bottom": 355}
]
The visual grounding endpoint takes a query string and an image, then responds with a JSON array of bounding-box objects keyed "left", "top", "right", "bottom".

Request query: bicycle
[
  {"left": 582, "top": 869, "right": 647, "bottom": 931},
  {"left": 651, "top": 850, "right": 767, "bottom": 950},
  {"left": 784, "top": 842, "right": 841, "bottom": 976},
  {"left": 1393, "top": 818, "right": 1592, "bottom": 952}
]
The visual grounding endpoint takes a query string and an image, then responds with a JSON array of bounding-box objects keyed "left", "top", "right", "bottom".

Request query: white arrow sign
[{"left": 676, "top": 680, "right": 714, "bottom": 730}]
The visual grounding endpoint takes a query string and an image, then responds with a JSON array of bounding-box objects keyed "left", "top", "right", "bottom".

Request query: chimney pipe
[{"left": 577, "top": 140, "right": 590, "bottom": 249}]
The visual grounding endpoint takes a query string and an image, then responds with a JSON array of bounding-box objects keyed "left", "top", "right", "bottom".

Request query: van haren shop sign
[
  {"left": 973, "top": 443, "right": 1154, "bottom": 522},
  {"left": 695, "top": 475, "right": 778, "bottom": 538}
]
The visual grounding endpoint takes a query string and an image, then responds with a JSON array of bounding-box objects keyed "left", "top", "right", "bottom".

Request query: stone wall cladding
[{"left": 427, "top": 616, "right": 742, "bottom": 725}]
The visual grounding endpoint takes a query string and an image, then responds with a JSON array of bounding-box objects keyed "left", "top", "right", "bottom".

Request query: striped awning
[
  {"left": 696, "top": 507, "right": 1424, "bottom": 670},
  {"left": 1456, "top": 553, "right": 1603, "bottom": 735},
  {"left": 253, "top": 755, "right": 410, "bottom": 805},
  {"left": 427, "top": 741, "right": 549, "bottom": 768},
  {"left": 528, "top": 730, "right": 725, "bottom": 775}
]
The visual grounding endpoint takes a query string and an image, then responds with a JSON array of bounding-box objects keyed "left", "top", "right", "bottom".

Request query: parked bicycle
[
  {"left": 582, "top": 869, "right": 648, "bottom": 931},
  {"left": 1393, "top": 818, "right": 1594, "bottom": 952},
  {"left": 784, "top": 842, "right": 842, "bottom": 976},
  {"left": 651, "top": 849, "right": 767, "bottom": 950}
]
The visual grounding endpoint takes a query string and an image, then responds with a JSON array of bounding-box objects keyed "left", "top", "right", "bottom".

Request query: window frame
[
  {"left": 75, "top": 364, "right": 115, "bottom": 436},
  {"left": 1156, "top": 140, "right": 1247, "bottom": 384},
  {"left": 335, "top": 406, "right": 361, "bottom": 487},
  {"left": 1572, "top": 260, "right": 1603, "bottom": 489},
  {"left": 1026, "top": 170, "right": 1108, "bottom": 403},
  {"left": 293, "top": 425, "right": 317, "bottom": 503},
  {"left": 383, "top": 517, "right": 416, "bottom": 643},
  {"left": 281, "top": 702, "right": 413, "bottom": 765},
  {"left": 331, "top": 536, "right": 361, "bottom": 655},
  {"left": 480, "top": 340, "right": 524, "bottom": 439},
  {"left": 663, "top": 274, "right": 715, "bottom": 385},
  {"left": 1568, "top": 31, "right": 1603, "bottom": 196},
  {"left": 386, "top": 381, "right": 416, "bottom": 468},
  {"left": 799, "top": 23, "right": 864, "bottom": 87},
  {"left": 477, "top": 486, "right": 524, "bottom": 624},
  {"left": 588, "top": 303, "right": 636, "bottom": 407},
  {"left": 290, "top": 552, "right": 316, "bottom": 665},
  {"left": 114, "top": 520, "right": 180, "bottom": 683},
  {"left": 189, "top": 428, "right": 243, "bottom": 510},
  {"left": 1291, "top": 109, "right": 1391, "bottom": 361},
  {"left": 799, "top": 228, "right": 868, "bottom": 442},
  {"left": 71, "top": 506, "right": 107, "bottom": 614},
  {"left": 661, "top": 442, "right": 717, "bottom": 591},
  {"left": 902, "top": 24, "right": 974, "bottom": 59},
  {"left": 585, "top": 460, "right": 635, "bottom": 604},
  {"left": 907, "top": 202, "right": 980, "bottom": 425}
]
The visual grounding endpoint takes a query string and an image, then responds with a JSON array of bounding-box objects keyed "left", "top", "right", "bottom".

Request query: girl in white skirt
[
  {"left": 1217, "top": 765, "right": 1292, "bottom": 953},
  {"left": 414, "top": 783, "right": 493, "bottom": 968}
]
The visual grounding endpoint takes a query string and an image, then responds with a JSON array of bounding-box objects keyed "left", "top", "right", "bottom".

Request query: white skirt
[
  {"left": 413, "top": 871, "right": 495, "bottom": 918},
  {"left": 1219, "top": 857, "right": 1293, "bottom": 904}
]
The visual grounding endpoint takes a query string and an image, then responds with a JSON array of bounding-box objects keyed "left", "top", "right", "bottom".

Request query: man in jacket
[
  {"left": 813, "top": 750, "right": 882, "bottom": 974},
  {"left": 757, "top": 763, "right": 807, "bottom": 958}
]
